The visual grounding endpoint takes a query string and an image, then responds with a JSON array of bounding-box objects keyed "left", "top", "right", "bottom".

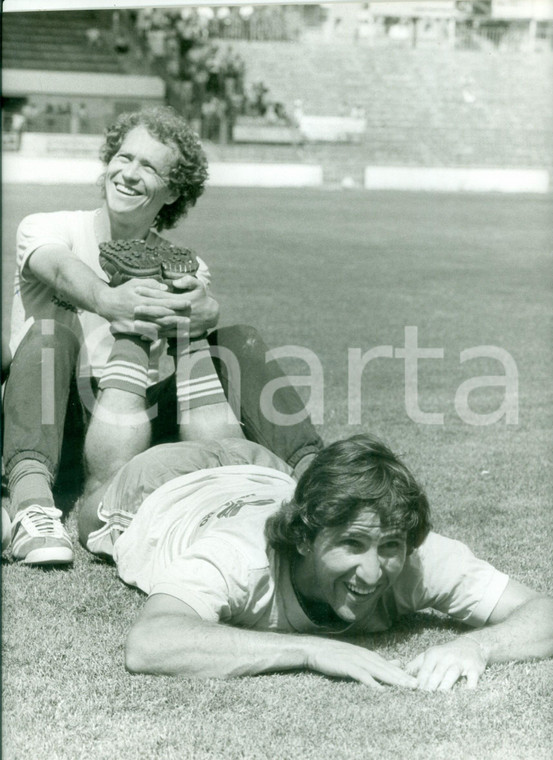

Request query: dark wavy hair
[
  {"left": 99, "top": 106, "right": 208, "bottom": 231},
  {"left": 265, "top": 434, "right": 431, "bottom": 556}
]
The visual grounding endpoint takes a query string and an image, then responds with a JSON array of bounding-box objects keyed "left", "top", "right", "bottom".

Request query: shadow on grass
[
  {"left": 1, "top": 556, "right": 73, "bottom": 572},
  {"left": 346, "top": 612, "right": 469, "bottom": 650}
]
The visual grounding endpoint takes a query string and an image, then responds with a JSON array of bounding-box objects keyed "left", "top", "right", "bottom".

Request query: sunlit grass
[{"left": 2, "top": 186, "right": 552, "bottom": 759}]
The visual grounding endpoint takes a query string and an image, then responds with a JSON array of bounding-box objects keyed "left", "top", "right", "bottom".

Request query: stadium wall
[{"left": 3, "top": 148, "right": 548, "bottom": 193}]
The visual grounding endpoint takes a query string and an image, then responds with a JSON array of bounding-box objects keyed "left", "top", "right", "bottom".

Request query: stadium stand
[
  {"left": 2, "top": 7, "right": 551, "bottom": 188},
  {"left": 2, "top": 11, "right": 163, "bottom": 136},
  {"left": 1, "top": 11, "right": 124, "bottom": 74},
  {"left": 200, "top": 40, "right": 551, "bottom": 185}
]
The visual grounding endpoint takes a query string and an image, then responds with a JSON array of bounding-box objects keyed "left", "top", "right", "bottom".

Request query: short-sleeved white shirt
[
  {"left": 108, "top": 466, "right": 509, "bottom": 635},
  {"left": 10, "top": 207, "right": 211, "bottom": 381}
]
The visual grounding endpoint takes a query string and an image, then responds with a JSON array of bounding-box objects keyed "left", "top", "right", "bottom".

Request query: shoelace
[{"left": 12, "top": 506, "right": 65, "bottom": 537}]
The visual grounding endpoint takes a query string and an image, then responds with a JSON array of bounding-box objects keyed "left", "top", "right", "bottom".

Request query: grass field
[{"left": 2, "top": 184, "right": 552, "bottom": 760}]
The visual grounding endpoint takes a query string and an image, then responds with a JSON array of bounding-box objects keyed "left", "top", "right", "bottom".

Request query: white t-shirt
[
  {"left": 113, "top": 465, "right": 300, "bottom": 630},
  {"left": 10, "top": 207, "right": 211, "bottom": 382},
  {"left": 108, "top": 465, "right": 510, "bottom": 635}
]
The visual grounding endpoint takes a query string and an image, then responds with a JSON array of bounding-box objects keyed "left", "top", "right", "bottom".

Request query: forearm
[
  {"left": 29, "top": 249, "right": 111, "bottom": 317},
  {"left": 125, "top": 613, "right": 307, "bottom": 679},
  {"left": 125, "top": 601, "right": 417, "bottom": 688},
  {"left": 461, "top": 595, "right": 553, "bottom": 664}
]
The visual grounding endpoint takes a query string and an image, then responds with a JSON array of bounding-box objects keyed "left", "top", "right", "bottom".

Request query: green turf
[{"left": 2, "top": 186, "right": 552, "bottom": 759}]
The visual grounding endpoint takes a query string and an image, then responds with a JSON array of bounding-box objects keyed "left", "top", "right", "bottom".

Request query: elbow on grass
[
  {"left": 125, "top": 627, "right": 157, "bottom": 675},
  {"left": 125, "top": 625, "right": 199, "bottom": 677}
]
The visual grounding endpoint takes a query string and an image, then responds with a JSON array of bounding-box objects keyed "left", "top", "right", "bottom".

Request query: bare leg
[
  {"left": 172, "top": 336, "right": 244, "bottom": 442},
  {"left": 82, "top": 387, "right": 151, "bottom": 519}
]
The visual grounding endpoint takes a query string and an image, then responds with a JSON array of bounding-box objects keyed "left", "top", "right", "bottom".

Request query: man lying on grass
[{"left": 79, "top": 435, "right": 553, "bottom": 691}]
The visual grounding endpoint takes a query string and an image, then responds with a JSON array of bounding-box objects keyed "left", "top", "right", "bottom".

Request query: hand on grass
[
  {"left": 406, "top": 637, "right": 487, "bottom": 691},
  {"left": 307, "top": 639, "right": 418, "bottom": 690}
]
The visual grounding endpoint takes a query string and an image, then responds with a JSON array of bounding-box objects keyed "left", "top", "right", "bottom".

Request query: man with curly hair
[
  {"left": 78, "top": 433, "right": 553, "bottom": 690},
  {"left": 3, "top": 107, "right": 322, "bottom": 565}
]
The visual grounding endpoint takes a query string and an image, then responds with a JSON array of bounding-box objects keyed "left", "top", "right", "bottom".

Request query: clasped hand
[{"left": 108, "top": 276, "right": 209, "bottom": 341}]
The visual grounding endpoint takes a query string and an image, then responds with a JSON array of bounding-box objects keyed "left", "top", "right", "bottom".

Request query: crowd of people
[
  {"left": 132, "top": 8, "right": 291, "bottom": 142},
  {"left": 2, "top": 104, "right": 552, "bottom": 691},
  {"left": 133, "top": 5, "right": 300, "bottom": 46},
  {"left": 5, "top": 8, "right": 294, "bottom": 146},
  {"left": 3, "top": 101, "right": 91, "bottom": 136}
]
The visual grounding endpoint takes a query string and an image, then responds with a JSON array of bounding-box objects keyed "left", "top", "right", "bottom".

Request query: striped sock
[
  {"left": 174, "top": 339, "right": 226, "bottom": 416},
  {"left": 98, "top": 335, "right": 150, "bottom": 398}
]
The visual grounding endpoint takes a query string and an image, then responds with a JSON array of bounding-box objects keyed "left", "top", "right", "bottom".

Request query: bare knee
[{"left": 179, "top": 401, "right": 244, "bottom": 442}]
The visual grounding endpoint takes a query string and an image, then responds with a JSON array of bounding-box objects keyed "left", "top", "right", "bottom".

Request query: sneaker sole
[
  {"left": 99, "top": 240, "right": 199, "bottom": 284},
  {"left": 20, "top": 547, "right": 74, "bottom": 565}
]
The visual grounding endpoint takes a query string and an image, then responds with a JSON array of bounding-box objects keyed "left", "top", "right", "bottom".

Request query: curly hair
[
  {"left": 99, "top": 106, "right": 209, "bottom": 231},
  {"left": 265, "top": 434, "right": 431, "bottom": 556}
]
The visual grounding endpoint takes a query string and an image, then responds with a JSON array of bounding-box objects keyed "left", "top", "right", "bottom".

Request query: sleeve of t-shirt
[
  {"left": 195, "top": 256, "right": 211, "bottom": 289},
  {"left": 148, "top": 537, "right": 260, "bottom": 623},
  {"left": 16, "top": 212, "right": 75, "bottom": 281},
  {"left": 393, "top": 532, "right": 510, "bottom": 627}
]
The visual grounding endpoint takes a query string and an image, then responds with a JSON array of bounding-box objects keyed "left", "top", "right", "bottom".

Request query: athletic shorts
[{"left": 86, "top": 438, "right": 291, "bottom": 558}]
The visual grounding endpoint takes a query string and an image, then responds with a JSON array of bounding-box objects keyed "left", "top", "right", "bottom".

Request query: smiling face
[
  {"left": 294, "top": 509, "right": 407, "bottom": 624},
  {"left": 104, "top": 125, "right": 178, "bottom": 235}
]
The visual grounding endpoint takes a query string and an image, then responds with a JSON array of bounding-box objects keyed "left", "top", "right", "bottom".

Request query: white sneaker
[
  {"left": 11, "top": 505, "right": 74, "bottom": 565},
  {"left": 2, "top": 507, "right": 11, "bottom": 552}
]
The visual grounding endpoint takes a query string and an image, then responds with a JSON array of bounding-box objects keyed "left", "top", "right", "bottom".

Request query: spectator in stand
[
  {"left": 62, "top": 103, "right": 72, "bottom": 132},
  {"left": 215, "top": 6, "right": 232, "bottom": 38},
  {"left": 227, "top": 91, "right": 244, "bottom": 141},
  {"left": 220, "top": 46, "right": 245, "bottom": 98},
  {"left": 21, "top": 102, "right": 39, "bottom": 131},
  {"left": 238, "top": 5, "right": 255, "bottom": 40},
  {"left": 45, "top": 104, "right": 56, "bottom": 132},
  {"left": 85, "top": 27, "right": 102, "bottom": 48},
  {"left": 196, "top": 6, "right": 215, "bottom": 38},
  {"left": 201, "top": 95, "right": 221, "bottom": 141},
  {"left": 274, "top": 102, "right": 289, "bottom": 123},
  {"left": 114, "top": 32, "right": 131, "bottom": 55},
  {"left": 150, "top": 7, "right": 168, "bottom": 30},
  {"left": 204, "top": 49, "right": 222, "bottom": 97},
  {"left": 10, "top": 112, "right": 26, "bottom": 149},
  {"left": 135, "top": 8, "right": 153, "bottom": 43},
  {"left": 264, "top": 103, "right": 279, "bottom": 125},
  {"left": 11, "top": 112, "right": 26, "bottom": 138},
  {"left": 146, "top": 26, "right": 167, "bottom": 66},
  {"left": 164, "top": 32, "right": 181, "bottom": 77},
  {"left": 193, "top": 64, "right": 210, "bottom": 110},
  {"left": 77, "top": 103, "right": 90, "bottom": 134},
  {"left": 70, "top": 105, "right": 80, "bottom": 135},
  {"left": 232, "top": 52, "right": 246, "bottom": 93},
  {"left": 251, "top": 80, "right": 269, "bottom": 117}
]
